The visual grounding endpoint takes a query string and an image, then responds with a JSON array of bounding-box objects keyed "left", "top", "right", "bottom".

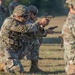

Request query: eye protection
[
  {"left": 21, "top": 14, "right": 29, "bottom": 18},
  {"left": 33, "top": 13, "right": 37, "bottom": 16}
]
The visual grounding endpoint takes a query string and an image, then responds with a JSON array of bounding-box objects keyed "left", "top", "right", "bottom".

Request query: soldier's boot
[{"left": 30, "top": 60, "right": 43, "bottom": 73}]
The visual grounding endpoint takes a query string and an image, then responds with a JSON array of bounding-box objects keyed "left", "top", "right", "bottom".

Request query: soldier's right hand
[{"left": 38, "top": 17, "right": 50, "bottom": 27}]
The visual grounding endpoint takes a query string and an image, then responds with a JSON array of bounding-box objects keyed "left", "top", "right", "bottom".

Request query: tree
[{"left": 3, "top": 0, "right": 67, "bottom": 16}]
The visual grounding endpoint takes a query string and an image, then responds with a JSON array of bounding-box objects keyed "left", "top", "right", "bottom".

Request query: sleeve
[
  {"left": 26, "top": 22, "right": 47, "bottom": 37},
  {"left": 8, "top": 20, "right": 41, "bottom": 33},
  {"left": 41, "top": 30, "right": 47, "bottom": 37},
  {"left": 25, "top": 22, "right": 40, "bottom": 32},
  {"left": 69, "top": 18, "right": 75, "bottom": 36},
  {"left": 3, "top": 18, "right": 46, "bottom": 34},
  {"left": 32, "top": 29, "right": 47, "bottom": 37},
  {"left": 71, "top": 26, "right": 75, "bottom": 36}
]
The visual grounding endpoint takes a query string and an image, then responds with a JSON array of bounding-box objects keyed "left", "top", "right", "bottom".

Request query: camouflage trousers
[
  {"left": 26, "top": 38, "right": 42, "bottom": 60},
  {"left": 64, "top": 44, "right": 75, "bottom": 75},
  {"left": 0, "top": 48, "right": 26, "bottom": 73},
  {"left": 0, "top": 39, "right": 29, "bottom": 73},
  {"left": 0, "top": 37, "right": 42, "bottom": 73}
]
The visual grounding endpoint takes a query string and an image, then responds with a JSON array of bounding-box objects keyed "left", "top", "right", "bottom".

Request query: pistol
[
  {"left": 45, "top": 15, "right": 54, "bottom": 21},
  {"left": 48, "top": 26, "right": 58, "bottom": 30}
]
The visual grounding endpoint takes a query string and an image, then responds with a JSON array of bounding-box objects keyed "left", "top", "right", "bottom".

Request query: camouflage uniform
[
  {"left": 26, "top": 5, "right": 47, "bottom": 60},
  {"left": 62, "top": 0, "right": 75, "bottom": 74},
  {"left": 0, "top": 5, "right": 43, "bottom": 73},
  {"left": 26, "top": 19, "right": 47, "bottom": 60},
  {"left": 8, "top": 0, "right": 19, "bottom": 15},
  {"left": 25, "top": 5, "right": 47, "bottom": 72},
  {"left": 0, "top": 4, "right": 6, "bottom": 27},
  {"left": 25, "top": 19, "right": 47, "bottom": 72}
]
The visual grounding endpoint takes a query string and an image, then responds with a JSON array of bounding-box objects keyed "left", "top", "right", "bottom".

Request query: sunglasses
[
  {"left": 33, "top": 13, "right": 37, "bottom": 16},
  {"left": 31, "top": 12, "right": 37, "bottom": 16},
  {"left": 21, "top": 14, "right": 29, "bottom": 18}
]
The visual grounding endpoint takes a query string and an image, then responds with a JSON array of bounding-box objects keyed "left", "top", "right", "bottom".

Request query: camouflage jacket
[
  {"left": 0, "top": 16, "right": 42, "bottom": 50},
  {"left": 62, "top": 13, "right": 75, "bottom": 45},
  {"left": 26, "top": 19, "right": 47, "bottom": 38}
]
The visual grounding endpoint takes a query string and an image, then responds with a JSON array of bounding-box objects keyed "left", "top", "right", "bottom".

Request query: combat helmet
[
  {"left": 13, "top": 5, "right": 29, "bottom": 16},
  {"left": 28, "top": 5, "right": 38, "bottom": 15}
]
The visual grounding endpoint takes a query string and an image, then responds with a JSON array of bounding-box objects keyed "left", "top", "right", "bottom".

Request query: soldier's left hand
[{"left": 46, "top": 29, "right": 55, "bottom": 34}]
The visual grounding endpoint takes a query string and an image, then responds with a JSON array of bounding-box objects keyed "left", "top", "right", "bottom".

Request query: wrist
[{"left": 40, "top": 25, "right": 43, "bottom": 27}]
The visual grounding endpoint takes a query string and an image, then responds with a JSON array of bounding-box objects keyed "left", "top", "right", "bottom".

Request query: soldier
[
  {"left": 62, "top": 0, "right": 75, "bottom": 75},
  {"left": 8, "top": 0, "right": 20, "bottom": 15},
  {"left": 0, "top": 5, "right": 50, "bottom": 73},
  {"left": 21, "top": 5, "right": 53, "bottom": 73},
  {"left": 26, "top": 5, "right": 49, "bottom": 72},
  {"left": 0, "top": 0, "right": 7, "bottom": 27}
]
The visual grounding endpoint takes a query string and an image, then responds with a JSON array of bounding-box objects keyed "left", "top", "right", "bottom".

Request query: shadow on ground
[
  {"left": 39, "top": 57, "right": 63, "bottom": 60},
  {"left": 42, "top": 37, "right": 62, "bottom": 44},
  {"left": 25, "top": 70, "right": 65, "bottom": 75}
]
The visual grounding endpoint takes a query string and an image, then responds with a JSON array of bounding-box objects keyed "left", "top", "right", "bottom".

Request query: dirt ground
[{"left": 0, "top": 16, "right": 67, "bottom": 75}]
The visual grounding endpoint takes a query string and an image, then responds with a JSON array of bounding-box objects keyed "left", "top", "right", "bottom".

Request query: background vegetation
[{"left": 3, "top": 0, "right": 68, "bottom": 16}]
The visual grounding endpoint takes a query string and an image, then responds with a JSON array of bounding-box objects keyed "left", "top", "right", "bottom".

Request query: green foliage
[
  {"left": 20, "top": 0, "right": 35, "bottom": 6},
  {"left": 3, "top": 0, "right": 66, "bottom": 16},
  {"left": 3, "top": 0, "right": 11, "bottom": 6}
]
